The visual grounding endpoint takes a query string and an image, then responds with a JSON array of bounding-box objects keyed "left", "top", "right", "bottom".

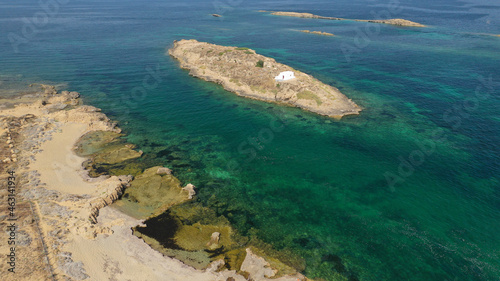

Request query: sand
[{"left": 29, "top": 123, "right": 93, "bottom": 195}]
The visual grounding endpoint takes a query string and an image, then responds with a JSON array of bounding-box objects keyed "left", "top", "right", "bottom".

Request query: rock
[
  {"left": 240, "top": 248, "right": 277, "bottom": 280},
  {"left": 299, "top": 30, "right": 334, "bottom": 36},
  {"left": 269, "top": 11, "right": 344, "bottom": 20},
  {"left": 121, "top": 167, "right": 190, "bottom": 216},
  {"left": 88, "top": 175, "right": 132, "bottom": 224},
  {"left": 92, "top": 143, "right": 143, "bottom": 165},
  {"left": 47, "top": 103, "right": 68, "bottom": 111},
  {"left": 58, "top": 252, "right": 90, "bottom": 280},
  {"left": 156, "top": 167, "right": 172, "bottom": 175},
  {"left": 182, "top": 183, "right": 196, "bottom": 199},
  {"left": 40, "top": 84, "right": 57, "bottom": 95},
  {"left": 68, "top": 91, "right": 80, "bottom": 99},
  {"left": 205, "top": 259, "right": 225, "bottom": 272},
  {"left": 77, "top": 105, "right": 100, "bottom": 113},
  {"left": 359, "top": 18, "right": 426, "bottom": 27},
  {"left": 206, "top": 231, "right": 220, "bottom": 247}
]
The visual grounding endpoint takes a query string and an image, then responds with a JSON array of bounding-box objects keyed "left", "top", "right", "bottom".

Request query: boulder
[
  {"left": 240, "top": 248, "right": 277, "bottom": 280},
  {"left": 68, "top": 91, "right": 80, "bottom": 99},
  {"left": 156, "top": 167, "right": 172, "bottom": 175},
  {"left": 183, "top": 183, "right": 196, "bottom": 199},
  {"left": 206, "top": 231, "right": 221, "bottom": 247}
]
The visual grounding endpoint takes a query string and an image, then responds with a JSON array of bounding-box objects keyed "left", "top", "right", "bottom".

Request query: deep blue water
[{"left": 1, "top": 0, "right": 499, "bottom": 280}]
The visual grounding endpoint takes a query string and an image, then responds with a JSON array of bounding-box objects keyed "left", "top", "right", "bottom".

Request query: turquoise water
[{"left": 1, "top": 0, "right": 499, "bottom": 280}]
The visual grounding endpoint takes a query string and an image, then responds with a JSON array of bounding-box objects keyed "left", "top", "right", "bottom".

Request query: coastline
[{"left": 0, "top": 85, "right": 308, "bottom": 280}]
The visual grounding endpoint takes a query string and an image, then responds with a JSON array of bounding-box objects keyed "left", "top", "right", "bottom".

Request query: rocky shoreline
[
  {"left": 262, "top": 11, "right": 426, "bottom": 27},
  {"left": 0, "top": 85, "right": 310, "bottom": 280},
  {"left": 169, "top": 39, "right": 361, "bottom": 118}
]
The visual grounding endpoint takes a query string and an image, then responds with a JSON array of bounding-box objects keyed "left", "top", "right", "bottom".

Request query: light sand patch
[
  {"left": 29, "top": 123, "right": 95, "bottom": 195},
  {"left": 0, "top": 100, "right": 45, "bottom": 117}
]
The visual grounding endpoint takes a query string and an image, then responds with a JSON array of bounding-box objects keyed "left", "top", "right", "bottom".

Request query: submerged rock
[
  {"left": 121, "top": 166, "right": 191, "bottom": 216},
  {"left": 92, "top": 143, "right": 143, "bottom": 165},
  {"left": 75, "top": 130, "right": 145, "bottom": 177},
  {"left": 299, "top": 30, "right": 335, "bottom": 36},
  {"left": 74, "top": 131, "right": 124, "bottom": 157}
]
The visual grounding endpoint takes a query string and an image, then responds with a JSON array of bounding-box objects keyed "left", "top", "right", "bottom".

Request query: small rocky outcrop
[
  {"left": 182, "top": 183, "right": 196, "bottom": 199},
  {"left": 206, "top": 231, "right": 221, "bottom": 248},
  {"left": 357, "top": 18, "right": 426, "bottom": 27},
  {"left": 169, "top": 39, "right": 361, "bottom": 118},
  {"left": 270, "top": 11, "right": 343, "bottom": 20},
  {"left": 266, "top": 11, "right": 426, "bottom": 27},
  {"left": 241, "top": 248, "right": 277, "bottom": 279},
  {"left": 240, "top": 248, "right": 307, "bottom": 281},
  {"left": 88, "top": 175, "right": 133, "bottom": 224},
  {"left": 156, "top": 167, "right": 172, "bottom": 175},
  {"left": 299, "top": 30, "right": 334, "bottom": 36}
]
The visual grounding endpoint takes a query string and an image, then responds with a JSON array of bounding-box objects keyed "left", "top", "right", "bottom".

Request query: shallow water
[{"left": 1, "top": 0, "right": 499, "bottom": 280}]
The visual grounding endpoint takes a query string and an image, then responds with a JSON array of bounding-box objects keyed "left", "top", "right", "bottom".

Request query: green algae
[
  {"left": 117, "top": 166, "right": 190, "bottom": 218},
  {"left": 75, "top": 130, "right": 145, "bottom": 177},
  {"left": 175, "top": 223, "right": 235, "bottom": 251},
  {"left": 74, "top": 131, "right": 124, "bottom": 156},
  {"left": 92, "top": 143, "right": 142, "bottom": 165}
]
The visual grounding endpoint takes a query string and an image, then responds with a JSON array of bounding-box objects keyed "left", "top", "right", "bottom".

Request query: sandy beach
[{"left": 0, "top": 85, "right": 307, "bottom": 281}]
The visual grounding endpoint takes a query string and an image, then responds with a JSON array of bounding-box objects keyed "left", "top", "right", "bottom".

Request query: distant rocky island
[
  {"left": 261, "top": 11, "right": 426, "bottom": 27},
  {"left": 300, "top": 30, "right": 335, "bottom": 36},
  {"left": 169, "top": 39, "right": 360, "bottom": 118},
  {"left": 356, "top": 18, "right": 426, "bottom": 27}
]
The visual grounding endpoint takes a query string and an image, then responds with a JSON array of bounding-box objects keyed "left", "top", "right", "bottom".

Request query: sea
[{"left": 1, "top": 0, "right": 499, "bottom": 280}]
